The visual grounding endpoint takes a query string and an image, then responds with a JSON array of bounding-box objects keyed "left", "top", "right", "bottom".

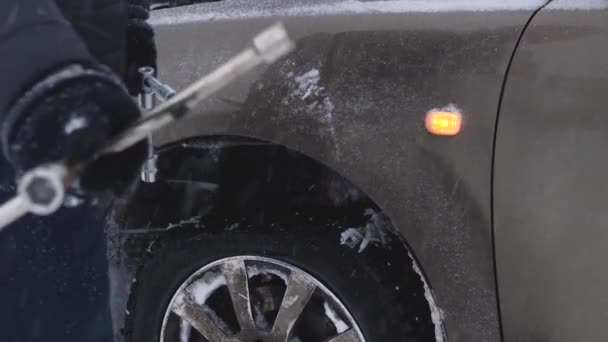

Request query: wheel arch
[{"left": 106, "top": 133, "right": 493, "bottom": 341}]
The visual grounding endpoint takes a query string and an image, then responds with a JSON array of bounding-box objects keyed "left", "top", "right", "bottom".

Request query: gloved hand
[
  {"left": 125, "top": 0, "right": 157, "bottom": 95},
  {"left": 2, "top": 64, "right": 147, "bottom": 196}
]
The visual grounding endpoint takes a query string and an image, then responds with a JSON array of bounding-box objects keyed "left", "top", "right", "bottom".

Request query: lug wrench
[{"left": 0, "top": 23, "right": 294, "bottom": 230}]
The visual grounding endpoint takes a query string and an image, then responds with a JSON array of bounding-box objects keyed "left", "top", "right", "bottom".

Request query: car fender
[{"left": 145, "top": 2, "right": 545, "bottom": 340}]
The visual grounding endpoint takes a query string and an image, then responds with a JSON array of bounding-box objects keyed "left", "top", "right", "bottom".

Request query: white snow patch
[
  {"left": 285, "top": 68, "right": 340, "bottom": 158},
  {"left": 166, "top": 216, "right": 201, "bottom": 230},
  {"left": 151, "top": 0, "right": 548, "bottom": 25},
  {"left": 146, "top": 240, "right": 157, "bottom": 254},
  {"left": 64, "top": 116, "right": 87, "bottom": 134},
  {"left": 226, "top": 223, "right": 240, "bottom": 231},
  {"left": 188, "top": 275, "right": 227, "bottom": 305},
  {"left": 409, "top": 253, "right": 445, "bottom": 342},
  {"left": 340, "top": 228, "right": 366, "bottom": 251},
  {"left": 282, "top": 295, "right": 299, "bottom": 308},
  {"left": 323, "top": 301, "right": 349, "bottom": 334},
  {"left": 340, "top": 209, "right": 390, "bottom": 253},
  {"left": 291, "top": 69, "right": 335, "bottom": 125},
  {"left": 294, "top": 69, "right": 321, "bottom": 100},
  {"left": 179, "top": 319, "right": 192, "bottom": 342},
  {"left": 63, "top": 194, "right": 85, "bottom": 208}
]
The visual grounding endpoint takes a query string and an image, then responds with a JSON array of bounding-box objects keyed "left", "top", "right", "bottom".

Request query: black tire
[{"left": 126, "top": 219, "right": 437, "bottom": 342}]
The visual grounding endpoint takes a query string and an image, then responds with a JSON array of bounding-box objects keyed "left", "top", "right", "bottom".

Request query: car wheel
[{"left": 126, "top": 220, "right": 439, "bottom": 341}]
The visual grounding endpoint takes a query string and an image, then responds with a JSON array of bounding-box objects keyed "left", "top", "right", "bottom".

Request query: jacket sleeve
[{"left": 0, "top": 0, "right": 96, "bottom": 118}]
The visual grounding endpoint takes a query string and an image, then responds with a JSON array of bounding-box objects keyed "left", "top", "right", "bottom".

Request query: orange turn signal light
[{"left": 425, "top": 110, "right": 462, "bottom": 136}]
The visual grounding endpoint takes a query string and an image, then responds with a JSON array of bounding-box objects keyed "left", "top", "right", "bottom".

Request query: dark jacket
[
  {"left": 0, "top": 2, "right": 129, "bottom": 341},
  {"left": 0, "top": 0, "right": 128, "bottom": 120}
]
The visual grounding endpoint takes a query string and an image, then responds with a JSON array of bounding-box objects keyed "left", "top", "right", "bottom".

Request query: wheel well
[
  {"left": 114, "top": 135, "right": 378, "bottom": 229},
  {"left": 106, "top": 135, "right": 443, "bottom": 340}
]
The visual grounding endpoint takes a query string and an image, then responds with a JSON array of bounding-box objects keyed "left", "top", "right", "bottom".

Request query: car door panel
[{"left": 495, "top": 1, "right": 608, "bottom": 340}]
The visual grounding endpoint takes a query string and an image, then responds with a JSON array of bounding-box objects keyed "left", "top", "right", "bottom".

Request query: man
[{"left": 0, "top": 0, "right": 156, "bottom": 341}]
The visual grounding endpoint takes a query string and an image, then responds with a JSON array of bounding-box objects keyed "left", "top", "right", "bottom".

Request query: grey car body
[{"left": 108, "top": 0, "right": 608, "bottom": 341}]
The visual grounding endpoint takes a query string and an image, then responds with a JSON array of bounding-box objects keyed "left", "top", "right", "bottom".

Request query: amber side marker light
[{"left": 425, "top": 110, "right": 462, "bottom": 136}]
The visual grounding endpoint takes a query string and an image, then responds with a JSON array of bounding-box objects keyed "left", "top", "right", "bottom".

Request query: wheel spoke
[
  {"left": 326, "top": 329, "right": 361, "bottom": 342},
  {"left": 171, "top": 293, "right": 230, "bottom": 342},
  {"left": 270, "top": 273, "right": 316, "bottom": 340},
  {"left": 221, "top": 259, "right": 256, "bottom": 332}
]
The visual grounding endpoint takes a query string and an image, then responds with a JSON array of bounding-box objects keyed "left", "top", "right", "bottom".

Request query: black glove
[
  {"left": 125, "top": 0, "right": 157, "bottom": 95},
  {"left": 2, "top": 64, "right": 147, "bottom": 196}
]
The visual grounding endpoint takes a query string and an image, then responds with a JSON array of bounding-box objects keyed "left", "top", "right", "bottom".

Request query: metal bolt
[
  {"left": 139, "top": 66, "right": 176, "bottom": 101},
  {"left": 139, "top": 67, "right": 160, "bottom": 184},
  {"left": 140, "top": 154, "right": 158, "bottom": 183}
]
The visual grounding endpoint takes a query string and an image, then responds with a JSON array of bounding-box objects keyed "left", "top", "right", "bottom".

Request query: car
[{"left": 106, "top": 0, "right": 608, "bottom": 341}]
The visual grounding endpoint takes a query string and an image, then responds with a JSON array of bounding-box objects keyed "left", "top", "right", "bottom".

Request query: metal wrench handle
[
  {"left": 0, "top": 23, "right": 294, "bottom": 231},
  {"left": 0, "top": 196, "right": 29, "bottom": 231},
  {"left": 0, "top": 164, "right": 67, "bottom": 231},
  {"left": 104, "top": 22, "right": 294, "bottom": 154}
]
